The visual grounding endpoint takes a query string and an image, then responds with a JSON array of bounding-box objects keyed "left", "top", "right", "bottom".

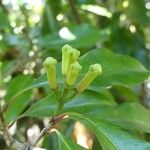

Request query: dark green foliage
[{"left": 0, "top": 0, "right": 150, "bottom": 149}]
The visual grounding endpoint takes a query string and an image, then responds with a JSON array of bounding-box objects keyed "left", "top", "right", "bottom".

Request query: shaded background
[{"left": 0, "top": 0, "right": 150, "bottom": 149}]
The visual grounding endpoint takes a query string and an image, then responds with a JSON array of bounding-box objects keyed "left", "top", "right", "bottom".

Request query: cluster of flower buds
[
  {"left": 62, "top": 44, "right": 80, "bottom": 76},
  {"left": 43, "top": 44, "right": 102, "bottom": 93}
]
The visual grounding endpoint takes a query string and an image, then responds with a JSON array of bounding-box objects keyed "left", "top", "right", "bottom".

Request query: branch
[
  {"left": 0, "top": 112, "right": 24, "bottom": 149},
  {"left": 68, "top": 0, "right": 81, "bottom": 24},
  {"left": 0, "top": 109, "right": 14, "bottom": 145},
  {"left": 32, "top": 113, "right": 67, "bottom": 146},
  {"left": 32, "top": 125, "right": 52, "bottom": 146}
]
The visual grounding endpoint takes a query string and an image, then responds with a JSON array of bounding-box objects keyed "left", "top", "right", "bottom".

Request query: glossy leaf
[
  {"left": 54, "top": 129, "right": 86, "bottom": 150},
  {"left": 64, "top": 90, "right": 116, "bottom": 113},
  {"left": 22, "top": 90, "right": 115, "bottom": 118},
  {"left": 21, "top": 94, "right": 56, "bottom": 118},
  {"left": 4, "top": 75, "right": 33, "bottom": 123},
  {"left": 4, "top": 75, "right": 33, "bottom": 101},
  {"left": 79, "top": 49, "right": 149, "bottom": 91},
  {"left": 21, "top": 93, "right": 150, "bottom": 134},
  {"left": 69, "top": 113, "right": 150, "bottom": 150},
  {"left": 112, "top": 85, "right": 138, "bottom": 102},
  {"left": 85, "top": 102, "right": 150, "bottom": 133}
]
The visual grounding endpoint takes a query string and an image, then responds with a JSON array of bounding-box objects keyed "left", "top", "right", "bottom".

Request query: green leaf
[
  {"left": 85, "top": 102, "right": 150, "bottom": 133},
  {"left": 69, "top": 113, "right": 150, "bottom": 150},
  {"left": 38, "top": 24, "right": 101, "bottom": 49},
  {"left": 4, "top": 75, "right": 33, "bottom": 101},
  {"left": 64, "top": 90, "right": 116, "bottom": 113},
  {"left": 27, "top": 74, "right": 48, "bottom": 90},
  {"left": 127, "top": 0, "right": 150, "bottom": 26},
  {"left": 4, "top": 75, "right": 33, "bottom": 123},
  {"left": 21, "top": 94, "right": 56, "bottom": 118},
  {"left": 112, "top": 86, "right": 138, "bottom": 102},
  {"left": 79, "top": 49, "right": 149, "bottom": 91},
  {"left": 22, "top": 90, "right": 115, "bottom": 118},
  {"left": 3, "top": 71, "right": 62, "bottom": 117},
  {"left": 55, "top": 129, "right": 86, "bottom": 150},
  {"left": 0, "top": 8, "right": 9, "bottom": 29},
  {"left": 1, "top": 61, "right": 16, "bottom": 76}
]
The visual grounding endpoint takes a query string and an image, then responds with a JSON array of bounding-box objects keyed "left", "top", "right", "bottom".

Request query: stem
[
  {"left": 43, "top": 0, "right": 57, "bottom": 32},
  {"left": 65, "top": 89, "right": 77, "bottom": 102},
  {"left": 0, "top": 108, "right": 14, "bottom": 145},
  {"left": 32, "top": 125, "right": 52, "bottom": 146},
  {"left": 32, "top": 113, "right": 67, "bottom": 146},
  {"left": 0, "top": 103, "right": 31, "bottom": 149},
  {"left": 61, "top": 84, "right": 69, "bottom": 100},
  {"left": 53, "top": 88, "right": 59, "bottom": 101},
  {"left": 55, "top": 83, "right": 69, "bottom": 115},
  {"left": 55, "top": 100, "right": 64, "bottom": 115},
  {"left": 0, "top": 1, "right": 8, "bottom": 13}
]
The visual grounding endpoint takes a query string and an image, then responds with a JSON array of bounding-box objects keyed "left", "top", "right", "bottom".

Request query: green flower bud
[
  {"left": 76, "top": 64, "right": 102, "bottom": 93},
  {"left": 65, "top": 48, "right": 80, "bottom": 75},
  {"left": 62, "top": 44, "right": 72, "bottom": 75},
  {"left": 66, "top": 61, "right": 82, "bottom": 85},
  {"left": 43, "top": 57, "right": 57, "bottom": 90},
  {"left": 72, "top": 48, "right": 80, "bottom": 59}
]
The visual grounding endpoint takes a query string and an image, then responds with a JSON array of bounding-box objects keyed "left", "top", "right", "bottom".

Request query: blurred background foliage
[
  {"left": 0, "top": 0, "right": 150, "bottom": 149},
  {"left": 0, "top": 0, "right": 150, "bottom": 107}
]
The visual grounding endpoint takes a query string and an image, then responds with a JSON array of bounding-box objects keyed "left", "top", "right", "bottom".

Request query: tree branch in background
[
  {"left": 68, "top": 0, "right": 81, "bottom": 24},
  {"left": 0, "top": 0, "right": 8, "bottom": 14}
]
